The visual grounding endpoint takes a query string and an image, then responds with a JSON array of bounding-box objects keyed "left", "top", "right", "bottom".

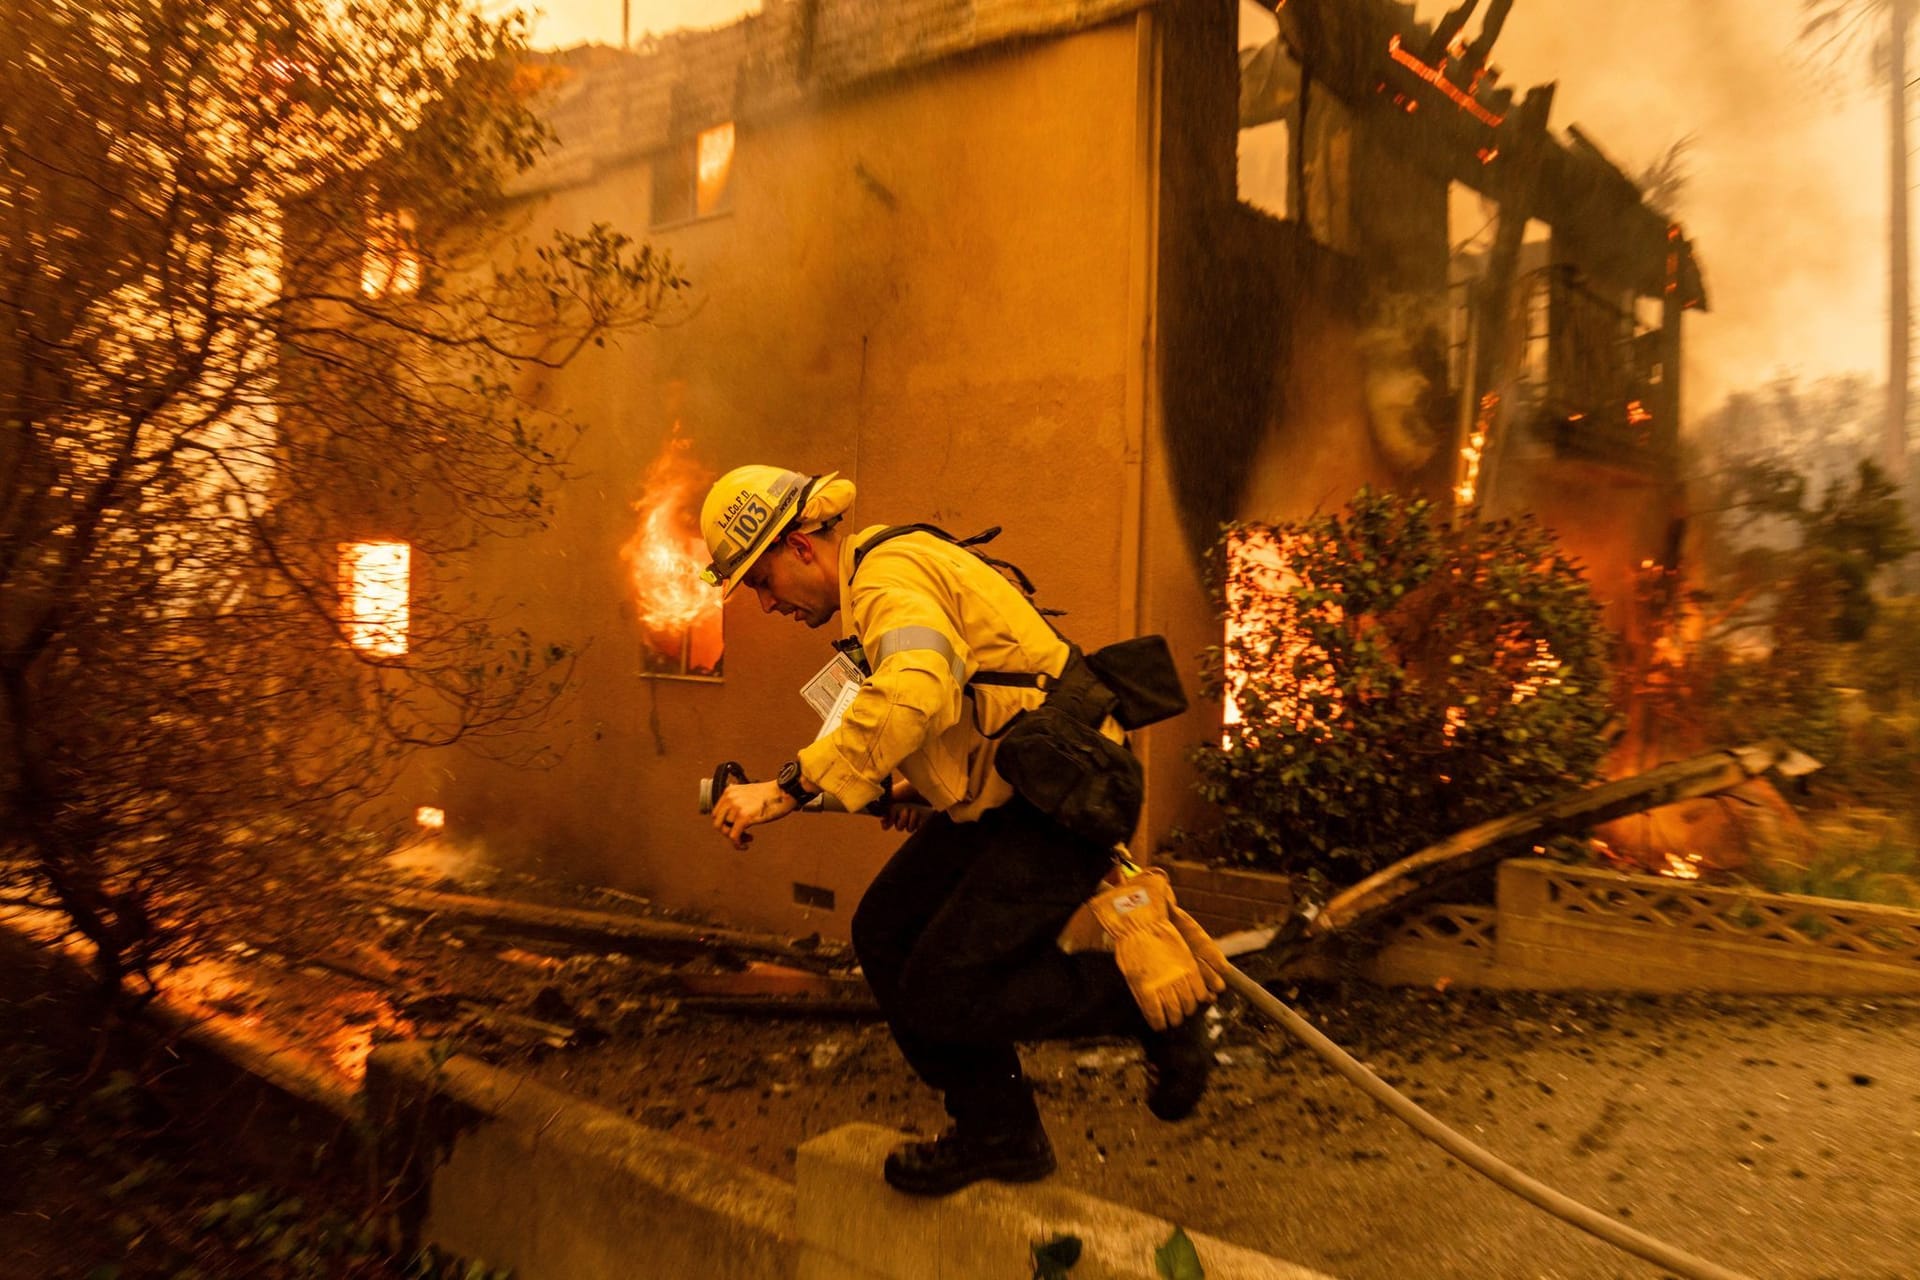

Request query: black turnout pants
[{"left": 850, "top": 797, "right": 1149, "bottom": 1139}]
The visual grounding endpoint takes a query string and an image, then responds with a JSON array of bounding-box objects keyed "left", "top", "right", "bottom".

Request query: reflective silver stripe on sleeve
[{"left": 868, "top": 625, "right": 965, "bottom": 686}]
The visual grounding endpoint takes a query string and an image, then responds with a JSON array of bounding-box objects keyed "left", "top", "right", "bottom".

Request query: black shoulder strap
[
  {"left": 849, "top": 523, "right": 1059, "bottom": 697},
  {"left": 849, "top": 523, "right": 965, "bottom": 580},
  {"left": 851, "top": 523, "right": 1061, "bottom": 613}
]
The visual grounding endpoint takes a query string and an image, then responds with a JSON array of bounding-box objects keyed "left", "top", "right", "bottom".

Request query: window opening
[
  {"left": 1237, "top": 120, "right": 1292, "bottom": 220},
  {"left": 1238, "top": 2, "right": 1297, "bottom": 222},
  {"left": 341, "top": 540, "right": 410, "bottom": 655},
  {"left": 651, "top": 122, "right": 735, "bottom": 226},
  {"left": 360, "top": 207, "right": 421, "bottom": 298}
]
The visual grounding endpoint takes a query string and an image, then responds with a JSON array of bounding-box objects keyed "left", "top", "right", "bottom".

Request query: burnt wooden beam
[
  {"left": 677, "top": 994, "right": 880, "bottom": 1019},
  {"left": 1315, "top": 740, "right": 1816, "bottom": 938},
  {"left": 1239, "top": 741, "right": 1819, "bottom": 978},
  {"left": 359, "top": 882, "right": 837, "bottom": 966}
]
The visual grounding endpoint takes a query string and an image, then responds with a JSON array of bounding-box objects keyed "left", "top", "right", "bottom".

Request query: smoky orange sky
[{"left": 524, "top": 0, "right": 1891, "bottom": 425}]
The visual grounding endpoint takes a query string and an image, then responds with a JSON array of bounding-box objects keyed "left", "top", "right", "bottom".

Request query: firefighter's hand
[
  {"left": 711, "top": 781, "right": 798, "bottom": 850},
  {"left": 880, "top": 779, "right": 929, "bottom": 833},
  {"left": 881, "top": 804, "right": 928, "bottom": 833}
]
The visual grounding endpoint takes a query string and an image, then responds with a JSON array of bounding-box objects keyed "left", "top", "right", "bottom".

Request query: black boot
[
  {"left": 1142, "top": 1010, "right": 1213, "bottom": 1121},
  {"left": 882, "top": 1125, "right": 1057, "bottom": 1197}
]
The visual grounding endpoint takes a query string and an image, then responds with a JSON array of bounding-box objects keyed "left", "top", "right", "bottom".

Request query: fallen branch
[{"left": 1242, "top": 740, "right": 1818, "bottom": 976}]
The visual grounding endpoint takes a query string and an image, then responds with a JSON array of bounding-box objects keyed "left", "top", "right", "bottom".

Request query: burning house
[{"left": 368, "top": 0, "right": 1705, "bottom": 935}]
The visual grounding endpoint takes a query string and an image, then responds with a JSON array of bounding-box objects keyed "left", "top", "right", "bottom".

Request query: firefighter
[{"left": 700, "top": 465, "right": 1216, "bottom": 1196}]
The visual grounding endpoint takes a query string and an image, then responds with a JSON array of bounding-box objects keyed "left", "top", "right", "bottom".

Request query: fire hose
[
  {"left": 1216, "top": 962, "right": 1752, "bottom": 1280},
  {"left": 699, "top": 765, "right": 1754, "bottom": 1280}
]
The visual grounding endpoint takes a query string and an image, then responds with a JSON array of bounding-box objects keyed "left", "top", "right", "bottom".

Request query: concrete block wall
[
  {"left": 1161, "top": 859, "right": 1296, "bottom": 936},
  {"left": 1492, "top": 859, "right": 1920, "bottom": 995},
  {"left": 1169, "top": 857, "right": 1920, "bottom": 995},
  {"left": 368, "top": 1048, "right": 1334, "bottom": 1280},
  {"left": 367, "top": 1043, "right": 800, "bottom": 1280},
  {"left": 795, "top": 1124, "right": 1334, "bottom": 1280}
]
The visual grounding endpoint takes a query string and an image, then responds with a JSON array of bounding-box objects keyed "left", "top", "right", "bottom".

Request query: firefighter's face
[{"left": 743, "top": 532, "right": 838, "bottom": 628}]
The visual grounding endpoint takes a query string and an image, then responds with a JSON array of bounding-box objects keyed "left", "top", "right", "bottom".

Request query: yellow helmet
[{"left": 698, "top": 466, "right": 840, "bottom": 598}]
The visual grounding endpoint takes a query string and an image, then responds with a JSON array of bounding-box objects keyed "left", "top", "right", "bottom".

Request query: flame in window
[
  {"left": 621, "top": 428, "right": 723, "bottom": 672},
  {"left": 361, "top": 208, "right": 421, "bottom": 298},
  {"left": 341, "top": 540, "right": 410, "bottom": 655},
  {"left": 695, "top": 123, "right": 734, "bottom": 217},
  {"left": 1223, "top": 528, "right": 1342, "bottom": 742}
]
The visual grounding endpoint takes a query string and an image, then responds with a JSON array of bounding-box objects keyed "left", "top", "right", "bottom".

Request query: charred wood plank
[
  {"left": 677, "top": 994, "right": 880, "bottom": 1020},
  {"left": 455, "top": 999, "right": 592, "bottom": 1049},
  {"left": 359, "top": 883, "right": 833, "bottom": 966},
  {"left": 676, "top": 965, "right": 871, "bottom": 1003}
]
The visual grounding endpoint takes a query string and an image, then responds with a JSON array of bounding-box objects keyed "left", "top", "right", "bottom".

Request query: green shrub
[
  {"left": 1192, "top": 489, "right": 1614, "bottom": 883},
  {"left": 1742, "top": 811, "right": 1920, "bottom": 908}
]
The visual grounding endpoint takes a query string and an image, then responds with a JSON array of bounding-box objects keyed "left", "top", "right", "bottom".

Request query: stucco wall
[{"left": 402, "top": 19, "right": 1153, "bottom": 936}]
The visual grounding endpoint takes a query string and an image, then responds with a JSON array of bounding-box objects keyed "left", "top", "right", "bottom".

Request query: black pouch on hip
[{"left": 991, "top": 651, "right": 1144, "bottom": 847}]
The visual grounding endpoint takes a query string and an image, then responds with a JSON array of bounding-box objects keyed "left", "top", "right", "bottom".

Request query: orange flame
[
  {"left": 1657, "top": 851, "right": 1703, "bottom": 881},
  {"left": 621, "top": 428, "right": 723, "bottom": 664},
  {"left": 1454, "top": 391, "right": 1499, "bottom": 509}
]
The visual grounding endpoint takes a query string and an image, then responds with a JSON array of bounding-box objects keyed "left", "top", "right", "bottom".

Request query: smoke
[
  {"left": 1420, "top": 0, "right": 1887, "bottom": 419},
  {"left": 534, "top": 0, "right": 1885, "bottom": 428}
]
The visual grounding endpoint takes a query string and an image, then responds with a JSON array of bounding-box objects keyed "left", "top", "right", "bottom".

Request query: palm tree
[{"left": 1804, "top": 0, "right": 1915, "bottom": 488}]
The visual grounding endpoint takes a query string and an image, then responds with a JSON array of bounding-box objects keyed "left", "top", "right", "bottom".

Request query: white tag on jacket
[
  {"left": 800, "top": 651, "right": 866, "bottom": 722},
  {"left": 816, "top": 682, "right": 861, "bottom": 739}
]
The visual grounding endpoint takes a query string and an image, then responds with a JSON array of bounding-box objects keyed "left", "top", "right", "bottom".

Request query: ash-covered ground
[
  {"left": 110, "top": 856, "right": 1920, "bottom": 1280},
  {"left": 516, "top": 979, "right": 1919, "bottom": 1280}
]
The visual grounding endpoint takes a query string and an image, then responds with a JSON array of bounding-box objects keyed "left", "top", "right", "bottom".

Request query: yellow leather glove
[
  {"left": 1088, "top": 869, "right": 1215, "bottom": 1031},
  {"left": 1170, "top": 905, "right": 1229, "bottom": 994}
]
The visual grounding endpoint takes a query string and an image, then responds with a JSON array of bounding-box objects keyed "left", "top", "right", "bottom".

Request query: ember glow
[
  {"left": 1385, "top": 34, "right": 1506, "bottom": 129},
  {"left": 621, "top": 428, "right": 723, "bottom": 669},
  {"left": 1593, "top": 837, "right": 1705, "bottom": 881},
  {"left": 1658, "top": 852, "right": 1704, "bottom": 881},
  {"left": 1453, "top": 391, "right": 1498, "bottom": 510},
  {"left": 415, "top": 805, "right": 446, "bottom": 830},
  {"left": 1442, "top": 637, "right": 1563, "bottom": 745},
  {"left": 1509, "top": 639, "right": 1563, "bottom": 705},
  {"left": 340, "top": 541, "right": 410, "bottom": 656}
]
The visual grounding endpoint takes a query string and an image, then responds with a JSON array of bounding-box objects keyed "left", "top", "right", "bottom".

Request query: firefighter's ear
[{"left": 784, "top": 529, "right": 817, "bottom": 565}]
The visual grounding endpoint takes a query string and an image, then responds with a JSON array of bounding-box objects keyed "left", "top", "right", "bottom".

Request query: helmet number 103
[{"left": 725, "top": 496, "right": 772, "bottom": 541}]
